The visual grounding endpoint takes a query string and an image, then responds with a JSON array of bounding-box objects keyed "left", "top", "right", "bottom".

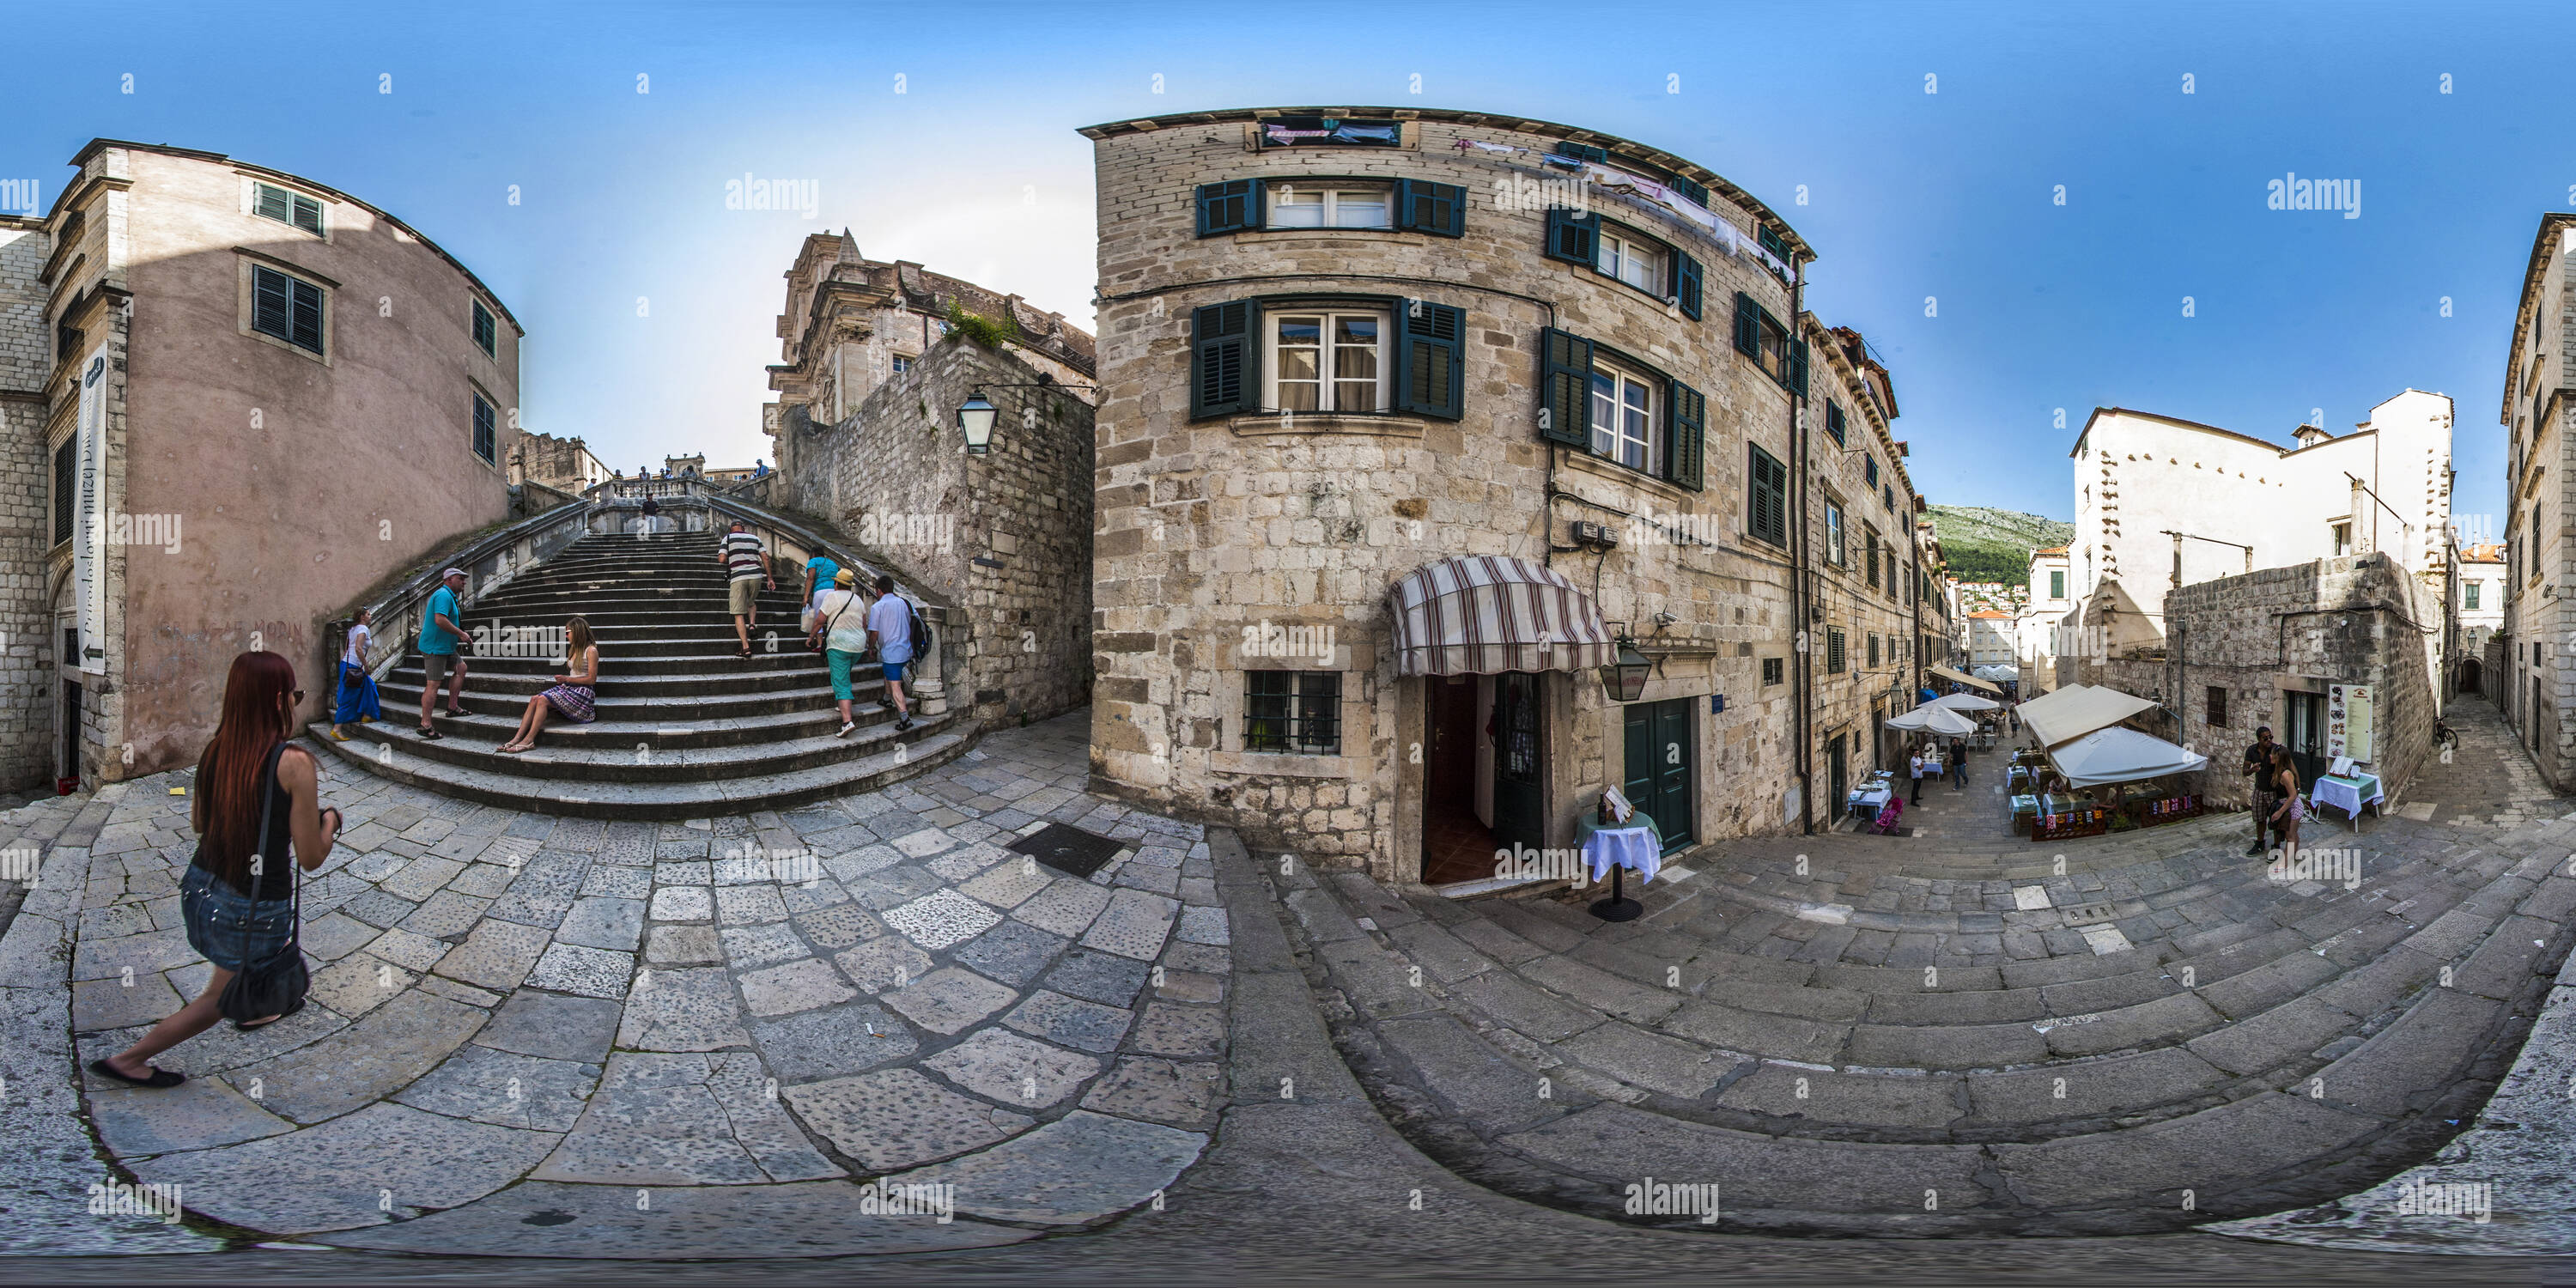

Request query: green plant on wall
[{"left": 945, "top": 299, "right": 1019, "bottom": 349}]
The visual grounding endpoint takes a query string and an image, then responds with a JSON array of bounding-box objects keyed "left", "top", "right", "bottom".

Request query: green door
[
  {"left": 1492, "top": 672, "right": 1545, "bottom": 854},
  {"left": 1622, "top": 698, "right": 1694, "bottom": 849}
]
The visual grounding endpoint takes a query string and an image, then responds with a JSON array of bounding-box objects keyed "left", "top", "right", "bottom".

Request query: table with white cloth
[
  {"left": 1581, "top": 824, "right": 1664, "bottom": 885},
  {"left": 2309, "top": 773, "right": 2385, "bottom": 832},
  {"left": 1847, "top": 785, "right": 1894, "bottom": 818}
]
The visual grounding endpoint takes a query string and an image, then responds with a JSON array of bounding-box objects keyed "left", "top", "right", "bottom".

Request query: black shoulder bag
[{"left": 218, "top": 741, "right": 311, "bottom": 1024}]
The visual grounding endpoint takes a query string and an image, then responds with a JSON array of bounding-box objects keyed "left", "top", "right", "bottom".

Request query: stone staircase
[
  {"left": 308, "top": 529, "right": 969, "bottom": 818},
  {"left": 1273, "top": 732, "right": 2576, "bottom": 1235}
]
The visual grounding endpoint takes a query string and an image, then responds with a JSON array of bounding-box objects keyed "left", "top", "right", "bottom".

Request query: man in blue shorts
[{"left": 865, "top": 573, "right": 915, "bottom": 732}]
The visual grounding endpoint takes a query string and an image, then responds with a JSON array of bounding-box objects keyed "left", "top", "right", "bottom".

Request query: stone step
[
  {"left": 377, "top": 673, "right": 884, "bottom": 721},
  {"left": 379, "top": 662, "right": 844, "bottom": 700},
  {"left": 306, "top": 725, "right": 971, "bottom": 821},
  {"left": 335, "top": 704, "right": 945, "bottom": 776}
]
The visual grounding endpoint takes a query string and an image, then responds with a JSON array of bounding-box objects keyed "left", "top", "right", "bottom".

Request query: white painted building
[
  {"left": 1966, "top": 611, "right": 2015, "bottom": 669},
  {"left": 2017, "top": 544, "right": 2070, "bottom": 695}
]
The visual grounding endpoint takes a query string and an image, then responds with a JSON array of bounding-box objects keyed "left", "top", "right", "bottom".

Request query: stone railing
[{"left": 323, "top": 495, "right": 596, "bottom": 695}]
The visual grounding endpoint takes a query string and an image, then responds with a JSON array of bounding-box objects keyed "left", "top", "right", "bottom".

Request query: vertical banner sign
[
  {"left": 2325, "top": 683, "right": 2374, "bottom": 763},
  {"left": 75, "top": 349, "right": 108, "bottom": 675}
]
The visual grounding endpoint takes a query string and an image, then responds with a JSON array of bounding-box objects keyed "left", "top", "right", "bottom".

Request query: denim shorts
[{"left": 180, "top": 863, "right": 295, "bottom": 973}]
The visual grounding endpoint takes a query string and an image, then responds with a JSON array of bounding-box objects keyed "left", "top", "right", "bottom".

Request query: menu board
[{"left": 2327, "top": 683, "right": 2373, "bottom": 762}]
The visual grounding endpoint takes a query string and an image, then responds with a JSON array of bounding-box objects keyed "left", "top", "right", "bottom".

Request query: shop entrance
[
  {"left": 1826, "top": 733, "right": 1850, "bottom": 821},
  {"left": 1420, "top": 675, "right": 1497, "bottom": 885},
  {"left": 1492, "top": 671, "right": 1546, "bottom": 854},
  {"left": 2283, "top": 690, "right": 2330, "bottom": 787}
]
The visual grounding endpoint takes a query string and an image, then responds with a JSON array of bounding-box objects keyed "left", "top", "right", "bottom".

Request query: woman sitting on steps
[{"left": 498, "top": 617, "right": 599, "bottom": 754}]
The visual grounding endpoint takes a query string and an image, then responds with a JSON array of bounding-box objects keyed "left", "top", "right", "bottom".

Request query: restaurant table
[
  {"left": 2008, "top": 765, "right": 2035, "bottom": 793},
  {"left": 2010, "top": 793, "right": 2041, "bottom": 835},
  {"left": 1847, "top": 785, "right": 1894, "bottom": 817},
  {"left": 2309, "top": 773, "right": 2385, "bottom": 832},
  {"left": 1579, "top": 821, "right": 1662, "bottom": 921}
]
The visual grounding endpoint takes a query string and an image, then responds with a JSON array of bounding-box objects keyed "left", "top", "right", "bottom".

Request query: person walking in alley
[
  {"left": 330, "top": 608, "right": 380, "bottom": 741},
  {"left": 1947, "top": 736, "right": 1966, "bottom": 790},
  {"left": 2243, "top": 725, "right": 2281, "bottom": 856},
  {"left": 720, "top": 520, "right": 773, "bottom": 659},
  {"left": 1909, "top": 744, "right": 1928, "bottom": 805},
  {"left": 416, "top": 568, "right": 469, "bottom": 740},
  {"left": 815, "top": 569, "right": 871, "bottom": 737},
  {"left": 91, "top": 652, "right": 342, "bottom": 1086},
  {"left": 866, "top": 573, "right": 916, "bottom": 732},
  {"left": 498, "top": 617, "right": 601, "bottom": 754}
]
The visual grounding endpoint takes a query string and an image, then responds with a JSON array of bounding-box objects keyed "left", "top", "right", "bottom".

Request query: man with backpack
[{"left": 866, "top": 573, "right": 917, "bottom": 732}]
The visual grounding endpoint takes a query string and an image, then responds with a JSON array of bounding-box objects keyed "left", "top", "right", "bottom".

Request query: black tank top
[{"left": 193, "top": 742, "right": 296, "bottom": 902}]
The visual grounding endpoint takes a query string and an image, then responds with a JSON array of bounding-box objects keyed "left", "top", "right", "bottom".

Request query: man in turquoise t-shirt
[{"left": 416, "top": 568, "right": 469, "bottom": 740}]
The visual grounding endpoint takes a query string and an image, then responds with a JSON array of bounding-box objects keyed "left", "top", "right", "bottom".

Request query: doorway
[
  {"left": 2458, "top": 657, "right": 2482, "bottom": 697},
  {"left": 1826, "top": 733, "right": 1849, "bottom": 821},
  {"left": 1421, "top": 675, "right": 1498, "bottom": 884},
  {"left": 1621, "top": 698, "right": 1694, "bottom": 851},
  {"left": 1492, "top": 671, "right": 1546, "bottom": 855},
  {"left": 2283, "top": 690, "right": 2329, "bottom": 787},
  {"left": 60, "top": 679, "right": 82, "bottom": 787}
]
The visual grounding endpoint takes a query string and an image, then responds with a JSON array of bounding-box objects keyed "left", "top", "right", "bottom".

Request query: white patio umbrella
[
  {"left": 1886, "top": 705, "right": 1978, "bottom": 735},
  {"left": 1927, "top": 692, "right": 2002, "bottom": 713}
]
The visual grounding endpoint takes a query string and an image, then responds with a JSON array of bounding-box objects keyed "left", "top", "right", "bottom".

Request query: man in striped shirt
[{"left": 719, "top": 520, "right": 773, "bottom": 659}]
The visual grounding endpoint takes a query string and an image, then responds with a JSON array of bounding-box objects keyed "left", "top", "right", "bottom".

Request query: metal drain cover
[{"left": 1007, "top": 823, "right": 1124, "bottom": 878}]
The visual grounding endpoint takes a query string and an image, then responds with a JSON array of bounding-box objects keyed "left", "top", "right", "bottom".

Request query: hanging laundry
[
  {"left": 1454, "top": 138, "right": 1522, "bottom": 155},
  {"left": 1264, "top": 125, "right": 1334, "bottom": 143},
  {"left": 1331, "top": 124, "right": 1396, "bottom": 142}
]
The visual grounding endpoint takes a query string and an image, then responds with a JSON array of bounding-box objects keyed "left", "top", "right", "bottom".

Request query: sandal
[
  {"left": 88, "top": 1058, "right": 185, "bottom": 1089},
  {"left": 231, "top": 1015, "right": 283, "bottom": 1031},
  {"left": 416, "top": 726, "right": 444, "bottom": 741}
]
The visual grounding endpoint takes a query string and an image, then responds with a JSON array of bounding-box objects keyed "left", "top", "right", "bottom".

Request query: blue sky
[{"left": 5, "top": 0, "right": 2564, "bottom": 529}]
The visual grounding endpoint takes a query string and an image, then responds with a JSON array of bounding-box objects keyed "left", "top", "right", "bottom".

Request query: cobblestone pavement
[
  {"left": 3, "top": 713, "right": 1229, "bottom": 1254},
  {"left": 1279, "top": 694, "right": 2576, "bottom": 1237}
]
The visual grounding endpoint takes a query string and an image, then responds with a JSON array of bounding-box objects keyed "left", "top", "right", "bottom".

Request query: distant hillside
[{"left": 1929, "top": 506, "right": 2074, "bottom": 586}]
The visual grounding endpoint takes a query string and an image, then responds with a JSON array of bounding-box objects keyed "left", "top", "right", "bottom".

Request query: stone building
[
  {"left": 2501, "top": 214, "right": 2576, "bottom": 783},
  {"left": 1078, "top": 106, "right": 1935, "bottom": 884},
  {"left": 0, "top": 140, "right": 523, "bottom": 789},
  {"left": 509, "top": 429, "right": 608, "bottom": 493},
  {"left": 2452, "top": 541, "right": 2502, "bottom": 695},
  {"left": 764, "top": 263, "right": 1096, "bottom": 729},
  {"left": 1966, "top": 611, "right": 2015, "bottom": 670},
  {"left": 762, "top": 231, "right": 1094, "bottom": 465},
  {"left": 2078, "top": 554, "right": 2434, "bottom": 811}
]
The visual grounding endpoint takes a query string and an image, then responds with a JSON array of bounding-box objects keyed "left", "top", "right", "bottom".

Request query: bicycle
[{"left": 2433, "top": 718, "right": 2460, "bottom": 755}]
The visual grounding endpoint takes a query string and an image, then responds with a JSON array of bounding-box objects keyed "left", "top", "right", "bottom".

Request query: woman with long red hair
[{"left": 92, "top": 651, "right": 341, "bottom": 1088}]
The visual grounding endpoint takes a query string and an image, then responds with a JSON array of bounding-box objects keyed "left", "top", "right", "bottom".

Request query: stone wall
[
  {"left": 1080, "top": 106, "right": 1929, "bottom": 878},
  {"left": 2152, "top": 554, "right": 2436, "bottom": 810},
  {"left": 774, "top": 336, "right": 1093, "bottom": 726},
  {"left": 0, "top": 219, "right": 52, "bottom": 790}
]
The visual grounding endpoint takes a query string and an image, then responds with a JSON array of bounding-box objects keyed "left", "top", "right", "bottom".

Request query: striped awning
[{"left": 1388, "top": 556, "right": 1616, "bottom": 677}]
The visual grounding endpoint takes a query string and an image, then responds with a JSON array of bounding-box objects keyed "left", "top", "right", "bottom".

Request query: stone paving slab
[
  {"left": 131, "top": 1103, "right": 559, "bottom": 1233},
  {"left": 232, "top": 989, "right": 489, "bottom": 1124},
  {"left": 308, "top": 1180, "right": 1036, "bottom": 1258},
  {"left": 879, "top": 1109, "right": 1207, "bottom": 1225},
  {"left": 782, "top": 1066, "right": 1035, "bottom": 1170}
]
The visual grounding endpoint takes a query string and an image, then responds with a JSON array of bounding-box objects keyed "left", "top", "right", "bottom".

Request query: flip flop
[
  {"left": 88, "top": 1059, "right": 185, "bottom": 1089},
  {"left": 231, "top": 1016, "right": 283, "bottom": 1031}
]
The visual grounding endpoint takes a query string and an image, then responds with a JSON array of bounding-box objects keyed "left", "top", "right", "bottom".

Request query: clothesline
[
  {"left": 1451, "top": 137, "right": 1798, "bottom": 283},
  {"left": 1267, "top": 123, "right": 1398, "bottom": 144}
]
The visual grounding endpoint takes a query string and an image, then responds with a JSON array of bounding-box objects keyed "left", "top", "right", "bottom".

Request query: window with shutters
[
  {"left": 1733, "top": 292, "right": 1792, "bottom": 385},
  {"left": 1589, "top": 358, "right": 1661, "bottom": 475},
  {"left": 1826, "top": 401, "right": 1847, "bottom": 446},
  {"left": 2466, "top": 581, "right": 2482, "bottom": 611},
  {"left": 1267, "top": 183, "right": 1390, "bottom": 229},
  {"left": 471, "top": 392, "right": 497, "bottom": 465},
  {"left": 1883, "top": 482, "right": 1894, "bottom": 512},
  {"left": 1826, "top": 628, "right": 1846, "bottom": 675},
  {"left": 1270, "top": 311, "right": 1385, "bottom": 412},
  {"left": 1747, "top": 444, "right": 1788, "bottom": 547},
  {"left": 472, "top": 300, "right": 497, "bottom": 357},
  {"left": 248, "top": 263, "right": 326, "bottom": 355},
  {"left": 253, "top": 181, "right": 325, "bottom": 235},
  {"left": 1868, "top": 634, "right": 1880, "bottom": 668},
  {"left": 52, "top": 436, "right": 76, "bottom": 548},
  {"left": 56, "top": 325, "right": 82, "bottom": 368},
  {"left": 1865, "top": 455, "right": 1879, "bottom": 488},
  {"left": 2050, "top": 569, "right": 2065, "bottom": 599},
  {"left": 1826, "top": 499, "right": 1846, "bottom": 566},
  {"left": 1866, "top": 530, "right": 1880, "bottom": 588},
  {"left": 2207, "top": 685, "right": 2228, "bottom": 729},
  {"left": 1762, "top": 657, "right": 1783, "bottom": 686}
]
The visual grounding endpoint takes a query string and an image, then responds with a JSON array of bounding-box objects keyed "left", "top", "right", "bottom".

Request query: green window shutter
[
  {"left": 1195, "top": 180, "right": 1259, "bottom": 236},
  {"left": 1536, "top": 327, "right": 1592, "bottom": 447},
  {"left": 1190, "top": 300, "right": 1260, "bottom": 418},
  {"left": 1668, "top": 380, "right": 1704, "bottom": 490},
  {"left": 1670, "top": 174, "right": 1710, "bottom": 207},
  {"left": 1394, "top": 299, "right": 1465, "bottom": 420},
  {"left": 1552, "top": 141, "right": 1609, "bottom": 165},
  {"left": 290, "top": 194, "right": 324, "bottom": 234},
  {"left": 289, "top": 278, "right": 324, "bottom": 353},
  {"left": 1748, "top": 444, "right": 1787, "bottom": 546},
  {"left": 255, "top": 183, "right": 292, "bottom": 223},
  {"left": 1732, "top": 291, "right": 1760, "bottom": 357},
  {"left": 252, "top": 265, "right": 292, "bottom": 340},
  {"left": 1544, "top": 208, "right": 1598, "bottom": 265},
  {"left": 1395, "top": 180, "right": 1465, "bottom": 237},
  {"left": 1788, "top": 337, "right": 1809, "bottom": 398},
  {"left": 1826, "top": 401, "right": 1847, "bottom": 445},
  {"left": 1674, "top": 249, "right": 1703, "bottom": 320}
]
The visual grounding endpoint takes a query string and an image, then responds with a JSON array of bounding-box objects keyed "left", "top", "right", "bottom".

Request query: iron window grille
[{"left": 1245, "top": 671, "right": 1341, "bottom": 754}]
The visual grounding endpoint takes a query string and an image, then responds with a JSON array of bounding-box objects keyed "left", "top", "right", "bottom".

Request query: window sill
[
  {"left": 1229, "top": 412, "right": 1425, "bottom": 438},
  {"left": 1210, "top": 749, "right": 1353, "bottom": 778},
  {"left": 237, "top": 325, "right": 331, "bottom": 367},
  {"left": 1558, "top": 447, "right": 1688, "bottom": 499}
]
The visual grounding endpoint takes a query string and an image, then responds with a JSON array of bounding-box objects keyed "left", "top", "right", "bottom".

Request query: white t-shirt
[
  {"left": 342, "top": 623, "right": 372, "bottom": 668},
  {"left": 815, "top": 589, "right": 869, "bottom": 653}
]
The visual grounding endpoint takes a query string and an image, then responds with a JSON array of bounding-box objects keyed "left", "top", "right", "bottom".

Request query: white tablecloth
[
  {"left": 1849, "top": 786, "right": 1893, "bottom": 816},
  {"left": 1583, "top": 825, "right": 1663, "bottom": 885},
  {"left": 2310, "top": 774, "right": 2384, "bottom": 820}
]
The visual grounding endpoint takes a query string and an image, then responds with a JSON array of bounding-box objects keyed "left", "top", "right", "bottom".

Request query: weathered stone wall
[
  {"left": 2157, "top": 554, "right": 2436, "bottom": 809},
  {"left": 0, "top": 219, "right": 53, "bottom": 790},
  {"left": 1083, "top": 107, "right": 1926, "bottom": 878},
  {"left": 775, "top": 336, "right": 1093, "bottom": 726},
  {"left": 513, "top": 429, "right": 604, "bottom": 492}
]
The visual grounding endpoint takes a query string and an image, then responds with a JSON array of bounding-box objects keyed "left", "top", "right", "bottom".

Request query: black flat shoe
[
  {"left": 416, "top": 726, "right": 444, "bottom": 741},
  {"left": 89, "top": 1059, "right": 185, "bottom": 1089}
]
